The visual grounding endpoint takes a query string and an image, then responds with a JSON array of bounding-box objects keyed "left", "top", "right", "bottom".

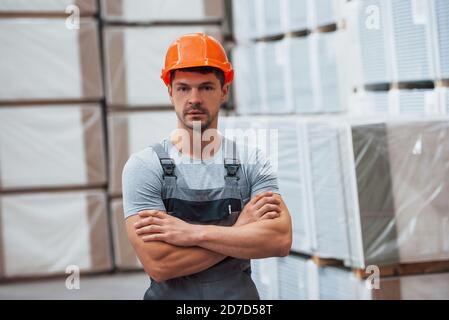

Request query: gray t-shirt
[{"left": 122, "top": 137, "right": 279, "bottom": 219}]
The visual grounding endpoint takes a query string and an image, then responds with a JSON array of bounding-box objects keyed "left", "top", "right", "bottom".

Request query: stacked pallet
[
  {"left": 352, "top": 0, "right": 449, "bottom": 116},
  {"left": 252, "top": 254, "right": 449, "bottom": 300},
  {"left": 222, "top": 114, "right": 449, "bottom": 298},
  {"left": 0, "top": 1, "right": 112, "bottom": 280},
  {"left": 231, "top": 0, "right": 347, "bottom": 115}
]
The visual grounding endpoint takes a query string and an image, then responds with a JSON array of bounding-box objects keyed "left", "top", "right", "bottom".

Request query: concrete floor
[{"left": 0, "top": 271, "right": 151, "bottom": 300}]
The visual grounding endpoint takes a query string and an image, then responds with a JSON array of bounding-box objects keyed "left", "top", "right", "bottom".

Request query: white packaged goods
[
  {"left": 349, "top": 90, "right": 390, "bottom": 115},
  {"left": 309, "top": 0, "right": 340, "bottom": 28},
  {"left": 389, "top": 0, "right": 435, "bottom": 82},
  {"left": 108, "top": 111, "right": 178, "bottom": 195},
  {"left": 103, "top": 25, "right": 222, "bottom": 107},
  {"left": 233, "top": 33, "right": 344, "bottom": 115},
  {"left": 0, "top": 104, "right": 106, "bottom": 191},
  {"left": 101, "top": 0, "right": 223, "bottom": 22},
  {"left": 433, "top": 0, "right": 449, "bottom": 79},
  {"left": 0, "top": 18, "right": 103, "bottom": 102},
  {"left": 259, "top": 40, "right": 294, "bottom": 114},
  {"left": 277, "top": 255, "right": 317, "bottom": 299},
  {"left": 439, "top": 87, "right": 449, "bottom": 114},
  {"left": 306, "top": 122, "right": 351, "bottom": 259},
  {"left": 288, "top": 37, "right": 315, "bottom": 114},
  {"left": 265, "top": 255, "right": 449, "bottom": 299},
  {"left": 284, "top": 0, "right": 309, "bottom": 33},
  {"left": 311, "top": 32, "right": 344, "bottom": 113},
  {"left": 357, "top": 0, "right": 447, "bottom": 84},
  {"left": 231, "top": 44, "right": 264, "bottom": 115},
  {"left": 389, "top": 88, "right": 440, "bottom": 115},
  {"left": 231, "top": 0, "right": 257, "bottom": 43},
  {"left": 220, "top": 116, "right": 313, "bottom": 254},
  {"left": 222, "top": 116, "right": 449, "bottom": 269},
  {"left": 251, "top": 257, "right": 279, "bottom": 300},
  {"left": 357, "top": 0, "right": 394, "bottom": 85},
  {"left": 258, "top": 0, "right": 283, "bottom": 37},
  {"left": 0, "top": 190, "right": 112, "bottom": 279},
  {"left": 316, "top": 260, "right": 449, "bottom": 300},
  {"left": 324, "top": 118, "right": 449, "bottom": 268},
  {"left": 110, "top": 199, "right": 142, "bottom": 270}
]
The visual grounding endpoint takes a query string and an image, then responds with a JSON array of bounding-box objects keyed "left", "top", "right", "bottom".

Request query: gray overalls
[{"left": 143, "top": 138, "right": 260, "bottom": 300}]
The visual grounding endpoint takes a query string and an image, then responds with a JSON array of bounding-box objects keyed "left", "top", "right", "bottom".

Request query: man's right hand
[{"left": 234, "top": 191, "right": 281, "bottom": 227}]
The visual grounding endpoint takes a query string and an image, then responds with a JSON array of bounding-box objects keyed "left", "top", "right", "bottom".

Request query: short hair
[{"left": 170, "top": 66, "right": 225, "bottom": 87}]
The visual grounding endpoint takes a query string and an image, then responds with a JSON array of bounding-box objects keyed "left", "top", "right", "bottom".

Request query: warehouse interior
[{"left": 0, "top": 0, "right": 449, "bottom": 300}]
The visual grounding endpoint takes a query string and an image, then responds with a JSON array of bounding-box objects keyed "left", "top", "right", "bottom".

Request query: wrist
[{"left": 191, "top": 224, "right": 208, "bottom": 245}]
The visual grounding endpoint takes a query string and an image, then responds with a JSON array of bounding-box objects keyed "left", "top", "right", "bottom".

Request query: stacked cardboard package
[
  {"left": 222, "top": 116, "right": 449, "bottom": 269},
  {"left": 0, "top": 18, "right": 103, "bottom": 102},
  {"left": 0, "top": 190, "right": 111, "bottom": 279},
  {"left": 0, "top": 4, "right": 112, "bottom": 279}
]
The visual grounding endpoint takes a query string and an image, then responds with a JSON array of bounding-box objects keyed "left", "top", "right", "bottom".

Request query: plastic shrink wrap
[
  {"left": 0, "top": 190, "right": 112, "bottom": 279},
  {"left": 0, "top": 104, "right": 106, "bottom": 191},
  {"left": 221, "top": 116, "right": 449, "bottom": 269}
]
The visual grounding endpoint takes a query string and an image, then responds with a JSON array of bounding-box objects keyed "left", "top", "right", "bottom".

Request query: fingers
[
  {"left": 138, "top": 210, "right": 166, "bottom": 219},
  {"left": 254, "top": 195, "right": 281, "bottom": 211},
  {"left": 260, "top": 211, "right": 280, "bottom": 220},
  {"left": 136, "top": 225, "right": 164, "bottom": 235},
  {"left": 257, "top": 203, "right": 281, "bottom": 218},
  {"left": 142, "top": 233, "right": 166, "bottom": 242},
  {"left": 134, "top": 216, "right": 164, "bottom": 229},
  {"left": 249, "top": 191, "right": 273, "bottom": 205}
]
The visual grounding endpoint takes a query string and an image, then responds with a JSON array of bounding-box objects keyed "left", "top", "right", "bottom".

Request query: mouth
[{"left": 186, "top": 111, "right": 205, "bottom": 115}]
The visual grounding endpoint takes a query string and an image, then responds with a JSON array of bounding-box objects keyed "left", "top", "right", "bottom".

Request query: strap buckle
[
  {"left": 224, "top": 158, "right": 240, "bottom": 177},
  {"left": 160, "top": 158, "right": 175, "bottom": 177}
]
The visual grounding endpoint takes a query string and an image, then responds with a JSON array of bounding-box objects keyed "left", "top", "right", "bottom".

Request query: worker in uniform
[{"left": 122, "top": 33, "right": 292, "bottom": 300}]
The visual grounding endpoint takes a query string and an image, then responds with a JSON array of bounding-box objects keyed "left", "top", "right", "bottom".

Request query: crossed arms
[{"left": 125, "top": 192, "right": 292, "bottom": 282}]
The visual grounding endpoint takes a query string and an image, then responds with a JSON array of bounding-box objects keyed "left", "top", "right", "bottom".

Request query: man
[{"left": 122, "top": 33, "right": 292, "bottom": 300}]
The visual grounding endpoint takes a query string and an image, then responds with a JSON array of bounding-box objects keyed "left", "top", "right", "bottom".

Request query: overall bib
[{"left": 143, "top": 138, "right": 260, "bottom": 300}]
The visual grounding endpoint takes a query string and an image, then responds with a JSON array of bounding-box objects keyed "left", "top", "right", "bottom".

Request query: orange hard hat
[{"left": 161, "top": 33, "right": 234, "bottom": 86}]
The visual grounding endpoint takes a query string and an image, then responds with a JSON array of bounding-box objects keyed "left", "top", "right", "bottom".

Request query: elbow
[
  {"left": 276, "top": 234, "right": 292, "bottom": 257},
  {"left": 144, "top": 264, "right": 170, "bottom": 283},
  {"left": 146, "top": 266, "right": 165, "bottom": 283},
  {"left": 139, "top": 255, "right": 167, "bottom": 282},
  {"left": 143, "top": 260, "right": 175, "bottom": 282}
]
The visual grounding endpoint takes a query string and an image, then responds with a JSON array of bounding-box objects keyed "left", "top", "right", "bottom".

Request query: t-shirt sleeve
[
  {"left": 246, "top": 147, "right": 280, "bottom": 198},
  {"left": 122, "top": 152, "right": 166, "bottom": 219}
]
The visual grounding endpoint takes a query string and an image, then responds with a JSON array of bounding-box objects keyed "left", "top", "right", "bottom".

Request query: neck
[{"left": 171, "top": 120, "right": 221, "bottom": 160}]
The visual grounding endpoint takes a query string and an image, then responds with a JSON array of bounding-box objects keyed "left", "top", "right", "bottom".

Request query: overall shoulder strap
[
  {"left": 222, "top": 138, "right": 240, "bottom": 178},
  {"left": 152, "top": 143, "right": 176, "bottom": 178}
]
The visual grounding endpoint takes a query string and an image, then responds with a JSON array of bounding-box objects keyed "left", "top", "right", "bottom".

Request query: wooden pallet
[
  {"left": 353, "top": 260, "right": 449, "bottom": 279},
  {"left": 436, "top": 79, "right": 449, "bottom": 88},
  {"left": 390, "top": 81, "right": 434, "bottom": 90},
  {"left": 311, "top": 256, "right": 344, "bottom": 267},
  {"left": 309, "top": 255, "right": 449, "bottom": 280}
]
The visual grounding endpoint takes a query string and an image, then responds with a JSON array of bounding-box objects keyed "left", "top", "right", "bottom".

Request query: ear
[
  {"left": 221, "top": 84, "right": 230, "bottom": 103},
  {"left": 167, "top": 85, "right": 174, "bottom": 103}
]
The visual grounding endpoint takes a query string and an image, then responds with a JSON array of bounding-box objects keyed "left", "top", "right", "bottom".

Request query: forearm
[
  {"left": 194, "top": 216, "right": 292, "bottom": 259},
  {"left": 127, "top": 215, "right": 226, "bottom": 282},
  {"left": 138, "top": 241, "right": 226, "bottom": 282}
]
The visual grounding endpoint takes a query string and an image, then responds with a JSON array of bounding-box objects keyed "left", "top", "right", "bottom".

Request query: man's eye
[
  {"left": 202, "top": 86, "right": 213, "bottom": 91},
  {"left": 177, "top": 87, "right": 188, "bottom": 92}
]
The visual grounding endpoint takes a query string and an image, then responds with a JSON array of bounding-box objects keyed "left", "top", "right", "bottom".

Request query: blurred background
[{"left": 0, "top": 0, "right": 448, "bottom": 300}]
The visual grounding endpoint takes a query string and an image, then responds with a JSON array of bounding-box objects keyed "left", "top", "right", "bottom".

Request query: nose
[{"left": 188, "top": 87, "right": 202, "bottom": 106}]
